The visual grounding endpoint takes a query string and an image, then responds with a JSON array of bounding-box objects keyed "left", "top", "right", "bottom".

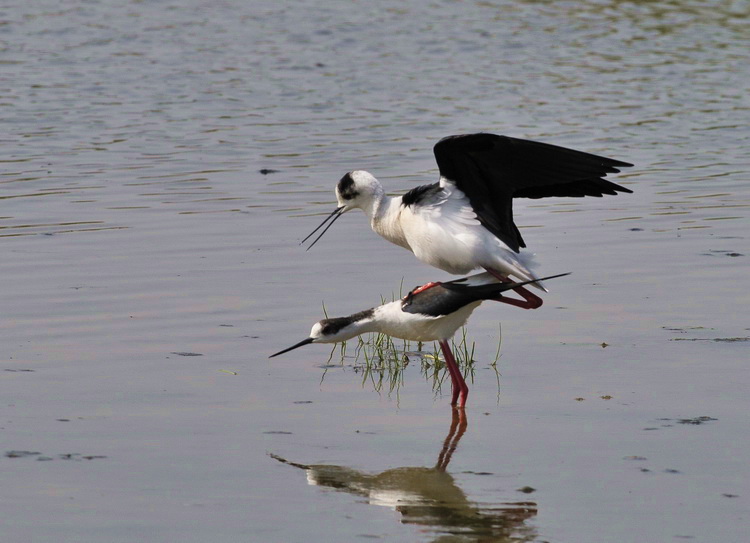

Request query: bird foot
[
  {"left": 492, "top": 290, "right": 543, "bottom": 309},
  {"left": 484, "top": 268, "right": 543, "bottom": 309}
]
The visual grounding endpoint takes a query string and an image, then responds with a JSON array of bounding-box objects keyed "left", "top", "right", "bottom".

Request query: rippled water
[{"left": 2, "top": 1, "right": 749, "bottom": 541}]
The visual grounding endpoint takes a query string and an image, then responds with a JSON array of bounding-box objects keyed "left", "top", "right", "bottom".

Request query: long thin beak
[
  {"left": 300, "top": 206, "right": 345, "bottom": 251},
  {"left": 269, "top": 337, "right": 314, "bottom": 358}
]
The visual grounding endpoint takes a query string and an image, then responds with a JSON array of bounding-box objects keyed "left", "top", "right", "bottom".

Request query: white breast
[
  {"left": 371, "top": 198, "right": 412, "bottom": 251},
  {"left": 398, "top": 185, "right": 491, "bottom": 275},
  {"left": 400, "top": 182, "right": 538, "bottom": 281},
  {"left": 372, "top": 301, "right": 481, "bottom": 342}
]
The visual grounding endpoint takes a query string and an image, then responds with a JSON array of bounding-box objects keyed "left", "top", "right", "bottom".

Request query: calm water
[{"left": 2, "top": 1, "right": 749, "bottom": 541}]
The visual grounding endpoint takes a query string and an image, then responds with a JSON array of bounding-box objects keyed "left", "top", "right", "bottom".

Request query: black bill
[
  {"left": 269, "top": 337, "right": 315, "bottom": 358},
  {"left": 300, "top": 206, "right": 345, "bottom": 251}
]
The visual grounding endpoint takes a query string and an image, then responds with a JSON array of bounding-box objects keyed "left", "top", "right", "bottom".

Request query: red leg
[
  {"left": 485, "top": 268, "right": 543, "bottom": 309},
  {"left": 439, "top": 340, "right": 469, "bottom": 408},
  {"left": 439, "top": 341, "right": 461, "bottom": 405}
]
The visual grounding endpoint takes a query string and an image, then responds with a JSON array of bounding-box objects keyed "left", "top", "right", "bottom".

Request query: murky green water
[{"left": 2, "top": 1, "right": 748, "bottom": 541}]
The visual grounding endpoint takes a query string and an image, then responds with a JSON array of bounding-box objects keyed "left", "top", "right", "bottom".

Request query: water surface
[{"left": 2, "top": 1, "right": 748, "bottom": 541}]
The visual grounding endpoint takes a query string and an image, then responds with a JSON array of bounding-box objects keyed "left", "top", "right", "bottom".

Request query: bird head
[
  {"left": 334, "top": 170, "right": 382, "bottom": 212},
  {"left": 269, "top": 314, "right": 371, "bottom": 358},
  {"left": 302, "top": 171, "right": 384, "bottom": 250}
]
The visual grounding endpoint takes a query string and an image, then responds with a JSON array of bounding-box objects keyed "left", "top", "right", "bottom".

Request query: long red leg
[
  {"left": 485, "top": 268, "right": 543, "bottom": 309},
  {"left": 439, "top": 342, "right": 461, "bottom": 405},
  {"left": 439, "top": 340, "right": 468, "bottom": 408}
]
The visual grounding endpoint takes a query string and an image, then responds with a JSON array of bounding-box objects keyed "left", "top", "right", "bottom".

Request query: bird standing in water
[
  {"left": 270, "top": 272, "right": 569, "bottom": 407},
  {"left": 302, "top": 133, "right": 631, "bottom": 309}
]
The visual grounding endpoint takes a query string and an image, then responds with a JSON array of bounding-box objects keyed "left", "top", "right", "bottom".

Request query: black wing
[
  {"left": 401, "top": 183, "right": 442, "bottom": 207},
  {"left": 433, "top": 133, "right": 633, "bottom": 252},
  {"left": 401, "top": 282, "right": 485, "bottom": 317},
  {"left": 401, "top": 272, "right": 572, "bottom": 317}
]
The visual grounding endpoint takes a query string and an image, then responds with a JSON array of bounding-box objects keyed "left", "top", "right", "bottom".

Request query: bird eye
[{"left": 337, "top": 173, "right": 360, "bottom": 200}]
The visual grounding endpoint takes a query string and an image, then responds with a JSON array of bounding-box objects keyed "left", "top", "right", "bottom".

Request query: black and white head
[
  {"left": 334, "top": 170, "right": 384, "bottom": 212},
  {"left": 269, "top": 309, "right": 374, "bottom": 358},
  {"left": 301, "top": 171, "right": 384, "bottom": 250}
]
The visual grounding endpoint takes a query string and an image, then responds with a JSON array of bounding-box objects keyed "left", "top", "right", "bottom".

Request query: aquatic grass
[
  {"left": 352, "top": 330, "right": 408, "bottom": 402},
  {"left": 491, "top": 323, "right": 503, "bottom": 367},
  {"left": 332, "top": 325, "right": 494, "bottom": 400},
  {"left": 453, "top": 326, "right": 476, "bottom": 382},
  {"left": 318, "top": 343, "right": 340, "bottom": 385},
  {"left": 318, "top": 282, "right": 500, "bottom": 399}
]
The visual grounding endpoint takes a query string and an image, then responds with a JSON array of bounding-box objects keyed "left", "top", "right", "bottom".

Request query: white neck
[
  {"left": 346, "top": 316, "right": 379, "bottom": 339},
  {"left": 324, "top": 303, "right": 403, "bottom": 343},
  {"left": 370, "top": 196, "right": 411, "bottom": 250},
  {"left": 323, "top": 314, "right": 379, "bottom": 343}
]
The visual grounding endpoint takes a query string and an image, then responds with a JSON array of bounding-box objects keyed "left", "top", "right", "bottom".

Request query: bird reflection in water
[{"left": 271, "top": 409, "right": 537, "bottom": 542}]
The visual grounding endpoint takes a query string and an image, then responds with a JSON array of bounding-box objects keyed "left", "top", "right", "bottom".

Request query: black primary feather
[{"left": 433, "top": 134, "right": 633, "bottom": 252}]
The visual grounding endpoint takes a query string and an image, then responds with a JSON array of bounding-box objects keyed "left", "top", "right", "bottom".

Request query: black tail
[
  {"left": 443, "top": 272, "right": 571, "bottom": 300},
  {"left": 495, "top": 272, "right": 571, "bottom": 293}
]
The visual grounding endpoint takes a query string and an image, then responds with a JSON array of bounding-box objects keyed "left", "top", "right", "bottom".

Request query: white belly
[
  {"left": 373, "top": 195, "right": 538, "bottom": 283},
  {"left": 405, "top": 217, "right": 535, "bottom": 280},
  {"left": 373, "top": 302, "right": 481, "bottom": 342}
]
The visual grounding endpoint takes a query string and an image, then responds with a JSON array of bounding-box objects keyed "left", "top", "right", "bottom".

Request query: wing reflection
[{"left": 271, "top": 409, "right": 537, "bottom": 542}]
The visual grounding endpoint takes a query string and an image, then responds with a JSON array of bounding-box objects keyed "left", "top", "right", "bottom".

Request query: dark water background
[{"left": 2, "top": 1, "right": 749, "bottom": 541}]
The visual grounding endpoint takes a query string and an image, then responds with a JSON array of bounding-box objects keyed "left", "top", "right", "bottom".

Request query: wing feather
[{"left": 433, "top": 134, "right": 633, "bottom": 252}]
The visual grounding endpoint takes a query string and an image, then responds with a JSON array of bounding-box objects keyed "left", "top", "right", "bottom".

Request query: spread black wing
[{"left": 433, "top": 133, "right": 633, "bottom": 252}]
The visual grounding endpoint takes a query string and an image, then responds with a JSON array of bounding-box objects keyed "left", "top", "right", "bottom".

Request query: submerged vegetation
[
  {"left": 319, "top": 285, "right": 503, "bottom": 401},
  {"left": 321, "top": 325, "right": 503, "bottom": 401}
]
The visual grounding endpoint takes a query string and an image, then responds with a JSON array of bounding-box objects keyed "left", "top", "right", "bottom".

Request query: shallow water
[{"left": 2, "top": 0, "right": 749, "bottom": 541}]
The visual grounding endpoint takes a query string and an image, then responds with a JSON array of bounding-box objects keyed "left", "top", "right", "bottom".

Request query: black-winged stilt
[
  {"left": 302, "top": 133, "right": 631, "bottom": 309},
  {"left": 269, "top": 271, "right": 569, "bottom": 407}
]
